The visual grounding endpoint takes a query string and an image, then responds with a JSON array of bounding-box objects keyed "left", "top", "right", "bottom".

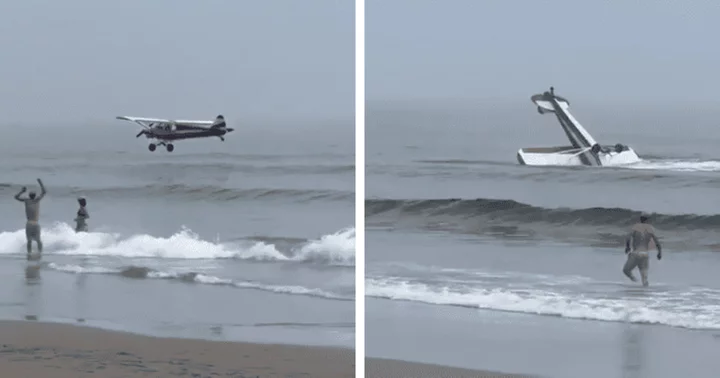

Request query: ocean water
[
  {"left": 365, "top": 101, "right": 720, "bottom": 378},
  {"left": 0, "top": 120, "right": 355, "bottom": 349}
]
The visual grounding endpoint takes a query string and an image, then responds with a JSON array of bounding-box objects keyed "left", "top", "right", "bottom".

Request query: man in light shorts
[
  {"left": 14, "top": 179, "right": 47, "bottom": 258},
  {"left": 623, "top": 212, "right": 662, "bottom": 287}
]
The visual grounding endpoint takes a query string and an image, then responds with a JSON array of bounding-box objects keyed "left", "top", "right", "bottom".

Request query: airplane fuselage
[{"left": 146, "top": 127, "right": 233, "bottom": 141}]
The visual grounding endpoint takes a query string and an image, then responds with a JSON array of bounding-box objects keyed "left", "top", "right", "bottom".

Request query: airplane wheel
[
  {"left": 166, "top": 144, "right": 174, "bottom": 152},
  {"left": 148, "top": 144, "right": 156, "bottom": 152}
]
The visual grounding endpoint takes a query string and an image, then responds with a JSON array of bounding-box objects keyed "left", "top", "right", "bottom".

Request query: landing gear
[{"left": 148, "top": 142, "right": 174, "bottom": 152}]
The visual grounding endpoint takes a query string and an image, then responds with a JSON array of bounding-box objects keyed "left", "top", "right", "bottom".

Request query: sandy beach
[
  {"left": 366, "top": 357, "right": 535, "bottom": 378},
  {"left": 0, "top": 321, "right": 354, "bottom": 378}
]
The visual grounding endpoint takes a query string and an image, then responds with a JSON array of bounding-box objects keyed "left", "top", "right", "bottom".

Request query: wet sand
[
  {"left": 366, "top": 357, "right": 536, "bottom": 378},
  {"left": 0, "top": 321, "right": 354, "bottom": 378}
]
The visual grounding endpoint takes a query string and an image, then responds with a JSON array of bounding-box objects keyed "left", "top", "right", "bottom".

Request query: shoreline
[
  {"left": 366, "top": 356, "right": 537, "bottom": 378},
  {"left": 0, "top": 320, "right": 354, "bottom": 377}
]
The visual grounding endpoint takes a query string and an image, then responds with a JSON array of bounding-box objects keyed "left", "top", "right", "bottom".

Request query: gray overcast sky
[
  {"left": 0, "top": 0, "right": 353, "bottom": 126},
  {"left": 367, "top": 0, "right": 720, "bottom": 106}
]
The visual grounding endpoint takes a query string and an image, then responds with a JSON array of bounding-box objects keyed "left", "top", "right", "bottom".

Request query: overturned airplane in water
[{"left": 516, "top": 87, "right": 640, "bottom": 167}]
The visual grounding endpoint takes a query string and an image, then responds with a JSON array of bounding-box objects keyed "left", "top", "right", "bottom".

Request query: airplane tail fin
[
  {"left": 211, "top": 115, "right": 226, "bottom": 128},
  {"left": 211, "top": 115, "right": 234, "bottom": 132}
]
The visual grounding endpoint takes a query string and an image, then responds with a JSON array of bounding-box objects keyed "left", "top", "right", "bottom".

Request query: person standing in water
[
  {"left": 74, "top": 197, "right": 89, "bottom": 232},
  {"left": 14, "top": 179, "right": 47, "bottom": 258},
  {"left": 623, "top": 212, "right": 662, "bottom": 287}
]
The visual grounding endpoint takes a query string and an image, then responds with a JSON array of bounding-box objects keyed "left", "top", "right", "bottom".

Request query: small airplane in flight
[{"left": 115, "top": 114, "right": 234, "bottom": 152}]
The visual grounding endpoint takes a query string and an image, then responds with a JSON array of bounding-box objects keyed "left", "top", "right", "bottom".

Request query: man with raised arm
[
  {"left": 623, "top": 212, "right": 662, "bottom": 287},
  {"left": 14, "top": 179, "right": 47, "bottom": 258}
]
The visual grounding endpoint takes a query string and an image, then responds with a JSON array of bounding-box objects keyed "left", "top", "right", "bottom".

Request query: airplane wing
[
  {"left": 116, "top": 116, "right": 170, "bottom": 130},
  {"left": 116, "top": 116, "right": 214, "bottom": 127}
]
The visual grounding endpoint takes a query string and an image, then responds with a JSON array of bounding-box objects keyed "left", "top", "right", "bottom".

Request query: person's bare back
[
  {"left": 623, "top": 213, "right": 662, "bottom": 287},
  {"left": 14, "top": 179, "right": 47, "bottom": 256},
  {"left": 627, "top": 223, "right": 660, "bottom": 252}
]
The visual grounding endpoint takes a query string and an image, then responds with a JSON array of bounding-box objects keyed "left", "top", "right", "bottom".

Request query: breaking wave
[
  {"left": 0, "top": 223, "right": 355, "bottom": 266},
  {"left": 366, "top": 274, "right": 720, "bottom": 330},
  {"left": 366, "top": 198, "right": 720, "bottom": 230}
]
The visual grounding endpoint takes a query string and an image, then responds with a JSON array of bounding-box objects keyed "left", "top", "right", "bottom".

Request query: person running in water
[
  {"left": 74, "top": 197, "right": 89, "bottom": 232},
  {"left": 623, "top": 212, "right": 662, "bottom": 287},
  {"left": 14, "top": 179, "right": 47, "bottom": 257}
]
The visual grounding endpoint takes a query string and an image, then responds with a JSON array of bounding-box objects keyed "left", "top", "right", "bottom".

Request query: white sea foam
[
  {"left": 0, "top": 222, "right": 355, "bottom": 266},
  {"left": 292, "top": 227, "right": 355, "bottom": 266},
  {"left": 624, "top": 158, "right": 720, "bottom": 172},
  {"left": 366, "top": 276, "right": 720, "bottom": 330}
]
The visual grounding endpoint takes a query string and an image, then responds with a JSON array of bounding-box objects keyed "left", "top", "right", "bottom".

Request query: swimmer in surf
[
  {"left": 74, "top": 197, "right": 89, "bottom": 232},
  {"left": 623, "top": 212, "right": 662, "bottom": 287},
  {"left": 14, "top": 179, "right": 47, "bottom": 257}
]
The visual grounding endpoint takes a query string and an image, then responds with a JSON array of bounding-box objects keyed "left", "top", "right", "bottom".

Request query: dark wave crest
[
  {"left": 3, "top": 156, "right": 354, "bottom": 176},
  {"left": 366, "top": 198, "right": 720, "bottom": 230},
  {"left": 0, "top": 183, "right": 353, "bottom": 202}
]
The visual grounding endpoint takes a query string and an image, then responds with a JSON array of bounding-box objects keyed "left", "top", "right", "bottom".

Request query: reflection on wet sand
[
  {"left": 74, "top": 257, "right": 88, "bottom": 323},
  {"left": 22, "top": 257, "right": 91, "bottom": 325},
  {"left": 24, "top": 261, "right": 42, "bottom": 321},
  {"left": 621, "top": 324, "right": 646, "bottom": 378},
  {"left": 24, "top": 265, "right": 41, "bottom": 282}
]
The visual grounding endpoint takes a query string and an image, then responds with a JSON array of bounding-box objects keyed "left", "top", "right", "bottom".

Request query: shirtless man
[
  {"left": 623, "top": 213, "right": 662, "bottom": 287},
  {"left": 14, "top": 179, "right": 47, "bottom": 257}
]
